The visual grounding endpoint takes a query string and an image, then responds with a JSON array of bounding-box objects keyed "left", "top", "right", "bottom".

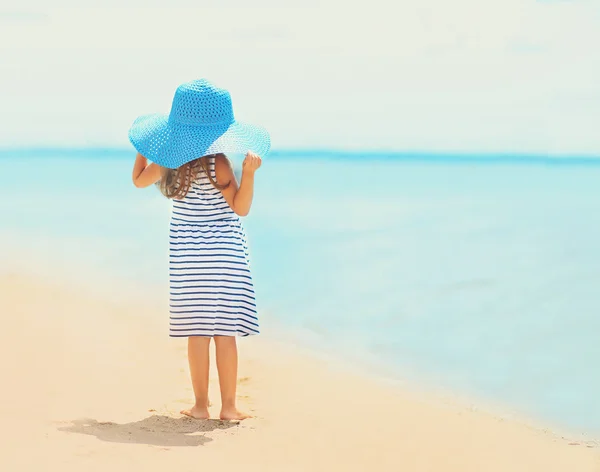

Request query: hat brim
[{"left": 128, "top": 113, "right": 271, "bottom": 169}]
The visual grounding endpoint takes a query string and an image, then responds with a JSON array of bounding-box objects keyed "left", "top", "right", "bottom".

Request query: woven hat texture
[{"left": 128, "top": 79, "right": 270, "bottom": 169}]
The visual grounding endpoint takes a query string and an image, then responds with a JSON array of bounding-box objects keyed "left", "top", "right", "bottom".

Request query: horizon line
[{"left": 1, "top": 147, "right": 599, "bottom": 162}]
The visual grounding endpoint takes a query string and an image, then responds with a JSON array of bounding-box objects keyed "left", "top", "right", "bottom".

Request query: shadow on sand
[{"left": 58, "top": 415, "right": 239, "bottom": 447}]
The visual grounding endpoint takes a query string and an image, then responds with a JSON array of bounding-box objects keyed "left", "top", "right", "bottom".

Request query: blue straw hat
[{"left": 128, "top": 79, "right": 270, "bottom": 169}]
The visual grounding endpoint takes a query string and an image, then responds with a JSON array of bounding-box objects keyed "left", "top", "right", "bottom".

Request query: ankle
[
  {"left": 221, "top": 400, "right": 236, "bottom": 411},
  {"left": 194, "top": 399, "right": 209, "bottom": 409}
]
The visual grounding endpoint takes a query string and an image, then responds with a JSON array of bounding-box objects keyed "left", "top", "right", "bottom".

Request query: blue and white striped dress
[{"left": 169, "top": 157, "right": 259, "bottom": 337}]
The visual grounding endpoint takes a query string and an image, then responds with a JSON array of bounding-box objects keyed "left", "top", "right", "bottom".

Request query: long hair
[{"left": 158, "top": 153, "right": 229, "bottom": 199}]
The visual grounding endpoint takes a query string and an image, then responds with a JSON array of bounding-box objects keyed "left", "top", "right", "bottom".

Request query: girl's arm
[
  {"left": 215, "top": 152, "right": 262, "bottom": 217},
  {"left": 132, "top": 153, "right": 162, "bottom": 188}
]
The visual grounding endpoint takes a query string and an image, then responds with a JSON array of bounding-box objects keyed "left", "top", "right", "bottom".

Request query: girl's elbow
[
  {"left": 133, "top": 178, "right": 147, "bottom": 188},
  {"left": 234, "top": 207, "right": 250, "bottom": 217}
]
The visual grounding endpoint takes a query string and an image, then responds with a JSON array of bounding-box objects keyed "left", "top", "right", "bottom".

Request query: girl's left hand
[{"left": 242, "top": 151, "right": 262, "bottom": 174}]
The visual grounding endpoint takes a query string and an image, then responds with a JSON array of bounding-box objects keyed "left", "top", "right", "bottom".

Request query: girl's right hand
[
  {"left": 242, "top": 151, "right": 262, "bottom": 174},
  {"left": 132, "top": 153, "right": 162, "bottom": 188}
]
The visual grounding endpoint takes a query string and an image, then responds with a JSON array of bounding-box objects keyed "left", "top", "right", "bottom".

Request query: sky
[{"left": 0, "top": 0, "right": 598, "bottom": 155}]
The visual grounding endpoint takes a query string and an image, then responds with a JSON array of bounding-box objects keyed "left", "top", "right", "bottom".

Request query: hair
[{"left": 157, "top": 153, "right": 229, "bottom": 200}]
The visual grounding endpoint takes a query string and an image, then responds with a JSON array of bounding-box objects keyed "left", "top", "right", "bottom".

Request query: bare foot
[
  {"left": 220, "top": 407, "right": 252, "bottom": 421},
  {"left": 181, "top": 405, "right": 210, "bottom": 420}
]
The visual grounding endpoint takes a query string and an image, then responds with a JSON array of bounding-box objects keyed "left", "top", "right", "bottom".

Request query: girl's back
[{"left": 171, "top": 156, "right": 237, "bottom": 224}]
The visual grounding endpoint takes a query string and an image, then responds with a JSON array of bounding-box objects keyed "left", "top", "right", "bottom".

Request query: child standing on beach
[{"left": 128, "top": 79, "right": 270, "bottom": 420}]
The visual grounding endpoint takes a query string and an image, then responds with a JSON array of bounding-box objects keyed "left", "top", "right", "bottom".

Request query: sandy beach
[{"left": 1, "top": 272, "right": 598, "bottom": 472}]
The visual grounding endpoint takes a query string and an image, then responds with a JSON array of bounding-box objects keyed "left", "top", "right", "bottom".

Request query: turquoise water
[{"left": 2, "top": 149, "right": 600, "bottom": 436}]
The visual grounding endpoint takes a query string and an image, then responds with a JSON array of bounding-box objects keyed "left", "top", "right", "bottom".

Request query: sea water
[{"left": 1, "top": 149, "right": 600, "bottom": 436}]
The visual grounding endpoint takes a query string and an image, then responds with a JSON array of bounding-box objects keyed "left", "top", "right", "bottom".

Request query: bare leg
[
  {"left": 214, "top": 336, "right": 251, "bottom": 420},
  {"left": 181, "top": 336, "right": 211, "bottom": 419}
]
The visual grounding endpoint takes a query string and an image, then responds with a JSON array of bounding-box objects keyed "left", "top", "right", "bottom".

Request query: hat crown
[{"left": 169, "top": 79, "right": 234, "bottom": 126}]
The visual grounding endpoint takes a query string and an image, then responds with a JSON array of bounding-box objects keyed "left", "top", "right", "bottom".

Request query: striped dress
[{"left": 169, "top": 157, "right": 259, "bottom": 337}]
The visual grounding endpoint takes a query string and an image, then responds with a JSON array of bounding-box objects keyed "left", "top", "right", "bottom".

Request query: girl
[{"left": 128, "top": 79, "right": 270, "bottom": 421}]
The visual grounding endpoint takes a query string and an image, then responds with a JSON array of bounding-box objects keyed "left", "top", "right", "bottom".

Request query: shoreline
[
  {"left": 1, "top": 272, "right": 599, "bottom": 471},
  {"left": 257, "top": 318, "right": 600, "bottom": 448}
]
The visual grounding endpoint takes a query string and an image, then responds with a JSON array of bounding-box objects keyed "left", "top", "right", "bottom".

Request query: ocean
[{"left": 2, "top": 148, "right": 600, "bottom": 437}]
